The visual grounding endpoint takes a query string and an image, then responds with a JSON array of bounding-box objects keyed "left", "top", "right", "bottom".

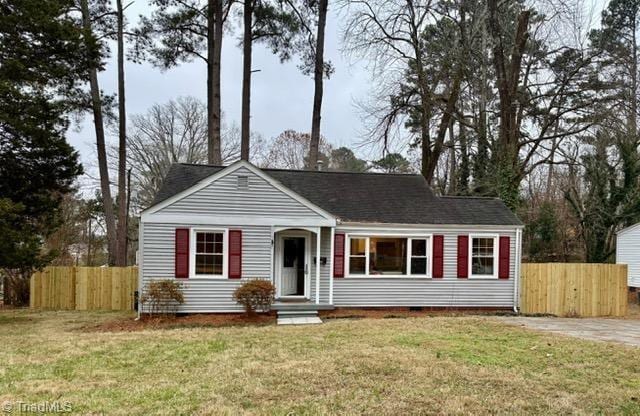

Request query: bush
[
  {"left": 140, "top": 280, "right": 185, "bottom": 317},
  {"left": 233, "top": 280, "right": 275, "bottom": 316}
]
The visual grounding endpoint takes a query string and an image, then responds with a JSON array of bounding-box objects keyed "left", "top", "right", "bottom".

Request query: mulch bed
[
  {"left": 83, "top": 308, "right": 516, "bottom": 332},
  {"left": 83, "top": 312, "right": 276, "bottom": 332}
]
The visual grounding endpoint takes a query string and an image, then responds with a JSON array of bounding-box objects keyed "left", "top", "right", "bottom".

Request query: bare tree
[
  {"left": 263, "top": 130, "right": 332, "bottom": 170},
  {"left": 340, "top": 0, "right": 464, "bottom": 183},
  {"left": 118, "top": 97, "right": 265, "bottom": 209}
]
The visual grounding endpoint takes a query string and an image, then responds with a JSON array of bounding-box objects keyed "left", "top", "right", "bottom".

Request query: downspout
[
  {"left": 329, "top": 227, "right": 335, "bottom": 305},
  {"left": 513, "top": 227, "right": 522, "bottom": 313},
  {"left": 135, "top": 217, "right": 143, "bottom": 320}
]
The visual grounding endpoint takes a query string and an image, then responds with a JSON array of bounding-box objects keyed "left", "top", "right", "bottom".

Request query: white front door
[{"left": 277, "top": 233, "right": 309, "bottom": 298}]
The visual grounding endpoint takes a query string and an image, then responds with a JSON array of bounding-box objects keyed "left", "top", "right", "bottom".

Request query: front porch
[{"left": 271, "top": 226, "right": 334, "bottom": 307}]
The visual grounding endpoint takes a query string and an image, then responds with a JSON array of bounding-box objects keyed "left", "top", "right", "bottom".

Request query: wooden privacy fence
[
  {"left": 520, "top": 263, "right": 628, "bottom": 317},
  {"left": 30, "top": 266, "right": 138, "bottom": 311}
]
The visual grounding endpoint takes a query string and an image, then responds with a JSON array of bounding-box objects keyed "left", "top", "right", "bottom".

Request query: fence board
[
  {"left": 520, "top": 263, "right": 628, "bottom": 317},
  {"left": 30, "top": 266, "right": 138, "bottom": 311}
]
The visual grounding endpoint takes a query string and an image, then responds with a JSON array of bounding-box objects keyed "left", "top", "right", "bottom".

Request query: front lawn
[{"left": 1, "top": 310, "right": 639, "bottom": 415}]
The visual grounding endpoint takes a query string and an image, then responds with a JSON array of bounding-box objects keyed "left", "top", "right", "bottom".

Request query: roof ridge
[{"left": 440, "top": 195, "right": 501, "bottom": 200}]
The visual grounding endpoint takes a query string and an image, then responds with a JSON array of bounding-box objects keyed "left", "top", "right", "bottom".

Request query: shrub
[
  {"left": 140, "top": 280, "right": 185, "bottom": 317},
  {"left": 233, "top": 280, "right": 275, "bottom": 316}
]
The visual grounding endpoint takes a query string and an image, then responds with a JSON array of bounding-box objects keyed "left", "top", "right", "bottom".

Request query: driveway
[{"left": 495, "top": 316, "right": 640, "bottom": 347}]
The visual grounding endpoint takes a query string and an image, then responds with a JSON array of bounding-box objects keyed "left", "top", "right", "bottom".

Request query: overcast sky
[{"left": 69, "top": 5, "right": 375, "bottom": 192}]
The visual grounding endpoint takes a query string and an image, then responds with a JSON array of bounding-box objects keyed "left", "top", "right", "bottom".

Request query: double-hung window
[
  {"left": 346, "top": 235, "right": 430, "bottom": 277},
  {"left": 469, "top": 235, "right": 498, "bottom": 278},
  {"left": 192, "top": 229, "right": 227, "bottom": 278},
  {"left": 409, "top": 238, "right": 429, "bottom": 275}
]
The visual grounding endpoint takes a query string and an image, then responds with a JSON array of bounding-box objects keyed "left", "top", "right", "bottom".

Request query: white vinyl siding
[
  {"left": 141, "top": 222, "right": 272, "bottom": 312},
  {"left": 616, "top": 226, "right": 640, "bottom": 288},
  {"left": 332, "top": 226, "right": 518, "bottom": 308}
]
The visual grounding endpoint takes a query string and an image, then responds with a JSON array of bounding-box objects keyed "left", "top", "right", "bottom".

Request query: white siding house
[
  {"left": 616, "top": 223, "right": 640, "bottom": 288},
  {"left": 140, "top": 160, "right": 524, "bottom": 314}
]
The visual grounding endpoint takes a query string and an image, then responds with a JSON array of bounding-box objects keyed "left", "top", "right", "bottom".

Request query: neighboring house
[
  {"left": 616, "top": 223, "right": 640, "bottom": 288},
  {"left": 139, "top": 160, "right": 523, "bottom": 316}
]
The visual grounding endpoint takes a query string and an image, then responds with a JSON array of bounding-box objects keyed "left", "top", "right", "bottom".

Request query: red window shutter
[
  {"left": 457, "top": 235, "right": 469, "bottom": 278},
  {"left": 333, "top": 233, "right": 345, "bottom": 278},
  {"left": 432, "top": 235, "right": 444, "bottom": 278},
  {"left": 499, "top": 236, "right": 510, "bottom": 279},
  {"left": 175, "top": 228, "right": 189, "bottom": 278},
  {"left": 229, "top": 230, "right": 242, "bottom": 279}
]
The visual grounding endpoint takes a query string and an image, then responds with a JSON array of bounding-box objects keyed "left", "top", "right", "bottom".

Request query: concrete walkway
[{"left": 495, "top": 316, "right": 640, "bottom": 347}]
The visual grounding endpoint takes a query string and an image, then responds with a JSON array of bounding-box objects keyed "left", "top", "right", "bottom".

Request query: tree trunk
[
  {"left": 240, "top": 0, "right": 252, "bottom": 161},
  {"left": 115, "top": 0, "right": 127, "bottom": 266},
  {"left": 207, "top": 0, "right": 223, "bottom": 165},
  {"left": 308, "top": 0, "right": 328, "bottom": 171},
  {"left": 424, "top": 70, "right": 462, "bottom": 183},
  {"left": 80, "top": 0, "right": 117, "bottom": 265},
  {"left": 487, "top": 0, "right": 530, "bottom": 209}
]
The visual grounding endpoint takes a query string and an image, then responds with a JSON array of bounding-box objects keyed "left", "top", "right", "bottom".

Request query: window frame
[
  {"left": 344, "top": 234, "right": 432, "bottom": 278},
  {"left": 189, "top": 228, "right": 229, "bottom": 279},
  {"left": 468, "top": 234, "right": 499, "bottom": 279}
]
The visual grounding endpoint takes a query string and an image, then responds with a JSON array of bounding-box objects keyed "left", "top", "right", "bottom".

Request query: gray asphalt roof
[{"left": 149, "top": 163, "right": 522, "bottom": 226}]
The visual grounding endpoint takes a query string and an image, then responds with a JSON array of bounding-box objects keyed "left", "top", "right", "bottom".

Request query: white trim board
[
  {"left": 337, "top": 223, "right": 524, "bottom": 231},
  {"left": 142, "top": 213, "right": 335, "bottom": 227},
  {"left": 142, "top": 160, "right": 336, "bottom": 221},
  {"left": 468, "top": 233, "right": 499, "bottom": 280},
  {"left": 617, "top": 222, "right": 640, "bottom": 237},
  {"left": 189, "top": 228, "right": 229, "bottom": 279}
]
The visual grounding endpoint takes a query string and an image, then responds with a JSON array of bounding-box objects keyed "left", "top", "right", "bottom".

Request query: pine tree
[{"left": 0, "top": 0, "right": 85, "bottom": 303}]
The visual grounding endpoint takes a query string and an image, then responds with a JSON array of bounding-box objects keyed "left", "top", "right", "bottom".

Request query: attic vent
[{"left": 237, "top": 175, "right": 249, "bottom": 190}]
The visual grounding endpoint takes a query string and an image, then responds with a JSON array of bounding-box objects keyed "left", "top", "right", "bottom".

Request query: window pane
[
  {"left": 472, "top": 238, "right": 494, "bottom": 257},
  {"left": 213, "top": 241, "right": 223, "bottom": 254},
  {"left": 472, "top": 256, "right": 494, "bottom": 275},
  {"left": 412, "top": 239, "right": 426, "bottom": 256},
  {"left": 411, "top": 258, "right": 427, "bottom": 274},
  {"left": 195, "top": 254, "right": 223, "bottom": 275},
  {"left": 350, "top": 238, "right": 366, "bottom": 256},
  {"left": 369, "top": 238, "right": 406, "bottom": 275},
  {"left": 196, "top": 232, "right": 223, "bottom": 254},
  {"left": 283, "top": 239, "right": 296, "bottom": 267},
  {"left": 349, "top": 256, "right": 365, "bottom": 274}
]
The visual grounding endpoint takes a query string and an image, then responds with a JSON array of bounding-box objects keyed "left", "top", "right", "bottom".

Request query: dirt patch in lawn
[
  {"left": 321, "top": 307, "right": 514, "bottom": 320},
  {"left": 82, "top": 312, "right": 276, "bottom": 332}
]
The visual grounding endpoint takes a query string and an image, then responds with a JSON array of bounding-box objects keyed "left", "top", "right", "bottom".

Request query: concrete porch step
[
  {"left": 276, "top": 310, "right": 319, "bottom": 318},
  {"left": 277, "top": 316, "right": 323, "bottom": 325},
  {"left": 271, "top": 302, "right": 334, "bottom": 312}
]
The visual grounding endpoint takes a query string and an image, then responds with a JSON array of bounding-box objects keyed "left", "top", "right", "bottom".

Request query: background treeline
[{"left": 2, "top": 0, "right": 640, "bottom": 305}]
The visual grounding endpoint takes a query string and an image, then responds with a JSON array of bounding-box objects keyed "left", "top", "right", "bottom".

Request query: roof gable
[{"left": 145, "top": 161, "right": 335, "bottom": 221}]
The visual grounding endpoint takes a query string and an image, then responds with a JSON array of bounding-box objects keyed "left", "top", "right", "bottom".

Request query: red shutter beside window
[
  {"left": 175, "top": 228, "right": 189, "bottom": 278},
  {"left": 457, "top": 235, "right": 469, "bottom": 278},
  {"left": 499, "top": 236, "right": 510, "bottom": 279},
  {"left": 432, "top": 235, "right": 444, "bottom": 278},
  {"left": 334, "top": 233, "right": 345, "bottom": 278},
  {"left": 229, "top": 230, "right": 242, "bottom": 279}
]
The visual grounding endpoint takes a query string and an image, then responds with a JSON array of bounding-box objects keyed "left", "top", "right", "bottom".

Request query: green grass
[{"left": 1, "top": 310, "right": 640, "bottom": 415}]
